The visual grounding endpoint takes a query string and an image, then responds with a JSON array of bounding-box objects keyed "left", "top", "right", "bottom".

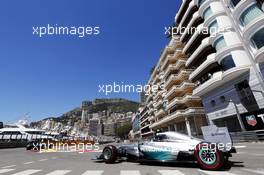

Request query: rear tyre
[
  {"left": 194, "top": 143, "right": 224, "bottom": 170},
  {"left": 103, "top": 145, "right": 118, "bottom": 164}
]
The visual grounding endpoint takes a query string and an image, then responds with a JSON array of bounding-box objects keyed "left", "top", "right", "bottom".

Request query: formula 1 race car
[{"left": 94, "top": 132, "right": 236, "bottom": 170}]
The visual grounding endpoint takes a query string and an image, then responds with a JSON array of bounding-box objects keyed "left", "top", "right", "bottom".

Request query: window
[
  {"left": 203, "top": 7, "right": 213, "bottom": 20},
  {"left": 251, "top": 27, "right": 264, "bottom": 49},
  {"left": 211, "top": 100, "right": 216, "bottom": 107},
  {"left": 240, "top": 4, "right": 264, "bottom": 26},
  {"left": 220, "top": 96, "right": 226, "bottom": 103},
  {"left": 230, "top": 0, "right": 241, "bottom": 8},
  {"left": 208, "top": 20, "right": 219, "bottom": 34},
  {"left": 220, "top": 55, "right": 236, "bottom": 71},
  {"left": 235, "top": 80, "right": 259, "bottom": 111},
  {"left": 214, "top": 36, "right": 227, "bottom": 51},
  {"left": 199, "top": 0, "right": 206, "bottom": 6}
]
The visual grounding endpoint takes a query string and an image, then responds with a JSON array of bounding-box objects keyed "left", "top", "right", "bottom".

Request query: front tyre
[
  {"left": 194, "top": 143, "right": 224, "bottom": 170},
  {"left": 103, "top": 145, "right": 118, "bottom": 164}
]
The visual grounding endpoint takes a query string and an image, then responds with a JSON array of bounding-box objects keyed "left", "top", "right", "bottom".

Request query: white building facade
[{"left": 175, "top": 0, "right": 264, "bottom": 131}]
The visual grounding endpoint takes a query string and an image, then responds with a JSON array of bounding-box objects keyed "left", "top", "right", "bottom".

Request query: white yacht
[{"left": 0, "top": 121, "right": 52, "bottom": 140}]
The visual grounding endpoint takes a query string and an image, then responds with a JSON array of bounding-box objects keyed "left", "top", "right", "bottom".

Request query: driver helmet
[{"left": 156, "top": 129, "right": 162, "bottom": 134}]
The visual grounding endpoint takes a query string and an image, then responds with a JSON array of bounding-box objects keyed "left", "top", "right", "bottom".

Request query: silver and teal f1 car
[{"left": 94, "top": 132, "right": 236, "bottom": 170}]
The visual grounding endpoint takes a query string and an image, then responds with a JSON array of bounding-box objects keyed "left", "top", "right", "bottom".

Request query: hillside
[{"left": 31, "top": 98, "right": 139, "bottom": 128}]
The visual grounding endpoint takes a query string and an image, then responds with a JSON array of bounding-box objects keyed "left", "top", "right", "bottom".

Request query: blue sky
[{"left": 0, "top": 0, "right": 180, "bottom": 122}]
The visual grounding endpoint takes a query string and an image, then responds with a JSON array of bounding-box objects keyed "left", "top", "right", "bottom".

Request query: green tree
[{"left": 116, "top": 123, "right": 132, "bottom": 139}]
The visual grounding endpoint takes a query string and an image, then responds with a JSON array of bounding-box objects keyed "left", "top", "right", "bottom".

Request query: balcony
[
  {"left": 145, "top": 93, "right": 153, "bottom": 103},
  {"left": 189, "top": 53, "right": 217, "bottom": 81},
  {"left": 193, "top": 65, "right": 250, "bottom": 96},
  {"left": 180, "top": 11, "right": 203, "bottom": 43},
  {"left": 160, "top": 45, "right": 176, "bottom": 63},
  {"left": 153, "top": 89, "right": 164, "bottom": 101},
  {"left": 154, "top": 108, "right": 166, "bottom": 118},
  {"left": 161, "top": 54, "right": 177, "bottom": 71},
  {"left": 183, "top": 23, "right": 204, "bottom": 54},
  {"left": 141, "top": 116, "right": 149, "bottom": 125},
  {"left": 161, "top": 49, "right": 185, "bottom": 71},
  {"left": 148, "top": 107, "right": 155, "bottom": 115},
  {"left": 164, "top": 69, "right": 193, "bottom": 90},
  {"left": 175, "top": 59, "right": 187, "bottom": 70},
  {"left": 150, "top": 107, "right": 205, "bottom": 129},
  {"left": 163, "top": 64, "right": 178, "bottom": 80},
  {"left": 141, "top": 124, "right": 151, "bottom": 131},
  {"left": 166, "top": 94, "right": 201, "bottom": 110},
  {"left": 165, "top": 82, "right": 195, "bottom": 100},
  {"left": 171, "top": 39, "right": 185, "bottom": 50},
  {"left": 153, "top": 99, "right": 163, "bottom": 109},
  {"left": 179, "top": 1, "right": 198, "bottom": 28},
  {"left": 147, "top": 100, "right": 154, "bottom": 108},
  {"left": 148, "top": 116, "right": 155, "bottom": 122},
  {"left": 175, "top": 0, "right": 193, "bottom": 24},
  {"left": 186, "top": 37, "right": 212, "bottom": 67},
  {"left": 141, "top": 130, "right": 154, "bottom": 137}
]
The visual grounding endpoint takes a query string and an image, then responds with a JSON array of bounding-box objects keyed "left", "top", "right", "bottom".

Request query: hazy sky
[{"left": 0, "top": 0, "right": 180, "bottom": 122}]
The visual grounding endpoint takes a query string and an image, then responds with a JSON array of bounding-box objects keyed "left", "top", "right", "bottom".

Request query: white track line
[
  {"left": 234, "top": 146, "right": 246, "bottom": 149},
  {"left": 1, "top": 165, "right": 16, "bottom": 168},
  {"left": 199, "top": 170, "right": 237, "bottom": 175},
  {"left": 0, "top": 169, "right": 15, "bottom": 174},
  {"left": 81, "top": 170, "right": 104, "bottom": 175},
  {"left": 45, "top": 170, "right": 71, "bottom": 175},
  {"left": 120, "top": 170, "right": 141, "bottom": 175},
  {"left": 38, "top": 159, "right": 48, "bottom": 162},
  {"left": 158, "top": 170, "right": 185, "bottom": 175},
  {"left": 23, "top": 162, "right": 34, "bottom": 165},
  {"left": 11, "top": 169, "right": 42, "bottom": 175},
  {"left": 243, "top": 168, "right": 264, "bottom": 175}
]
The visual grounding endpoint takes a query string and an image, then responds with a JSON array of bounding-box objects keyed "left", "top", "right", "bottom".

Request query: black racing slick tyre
[
  {"left": 194, "top": 143, "right": 224, "bottom": 170},
  {"left": 103, "top": 145, "right": 118, "bottom": 164}
]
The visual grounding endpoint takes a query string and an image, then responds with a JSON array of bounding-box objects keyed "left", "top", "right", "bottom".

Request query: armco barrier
[{"left": 230, "top": 130, "right": 264, "bottom": 142}]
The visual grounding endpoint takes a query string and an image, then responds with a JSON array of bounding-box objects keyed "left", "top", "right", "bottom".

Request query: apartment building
[
  {"left": 103, "top": 123, "right": 117, "bottom": 136},
  {"left": 175, "top": 0, "right": 264, "bottom": 132},
  {"left": 140, "top": 37, "right": 208, "bottom": 139},
  {"left": 139, "top": 105, "right": 153, "bottom": 139}
]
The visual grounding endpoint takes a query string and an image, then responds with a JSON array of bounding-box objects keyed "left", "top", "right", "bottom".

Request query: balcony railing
[
  {"left": 165, "top": 69, "right": 193, "bottom": 89},
  {"left": 165, "top": 81, "right": 195, "bottom": 99},
  {"left": 189, "top": 53, "right": 216, "bottom": 81},
  {"left": 150, "top": 107, "right": 205, "bottom": 129},
  {"left": 166, "top": 94, "right": 201, "bottom": 110},
  {"left": 193, "top": 65, "right": 250, "bottom": 96}
]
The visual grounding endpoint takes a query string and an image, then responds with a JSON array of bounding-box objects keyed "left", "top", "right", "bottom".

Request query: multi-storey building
[
  {"left": 140, "top": 37, "right": 208, "bottom": 139},
  {"left": 175, "top": 0, "right": 264, "bottom": 132},
  {"left": 103, "top": 123, "right": 117, "bottom": 136},
  {"left": 88, "top": 119, "right": 102, "bottom": 136},
  {"left": 139, "top": 105, "right": 154, "bottom": 139}
]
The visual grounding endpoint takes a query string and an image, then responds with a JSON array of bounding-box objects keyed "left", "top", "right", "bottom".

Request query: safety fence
[{"left": 230, "top": 130, "right": 264, "bottom": 142}]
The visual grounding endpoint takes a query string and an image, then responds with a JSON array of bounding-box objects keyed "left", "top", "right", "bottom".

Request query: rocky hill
[{"left": 30, "top": 98, "right": 139, "bottom": 136}]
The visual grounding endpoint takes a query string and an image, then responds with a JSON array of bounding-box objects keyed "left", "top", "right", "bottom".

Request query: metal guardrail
[{"left": 230, "top": 130, "right": 264, "bottom": 142}]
